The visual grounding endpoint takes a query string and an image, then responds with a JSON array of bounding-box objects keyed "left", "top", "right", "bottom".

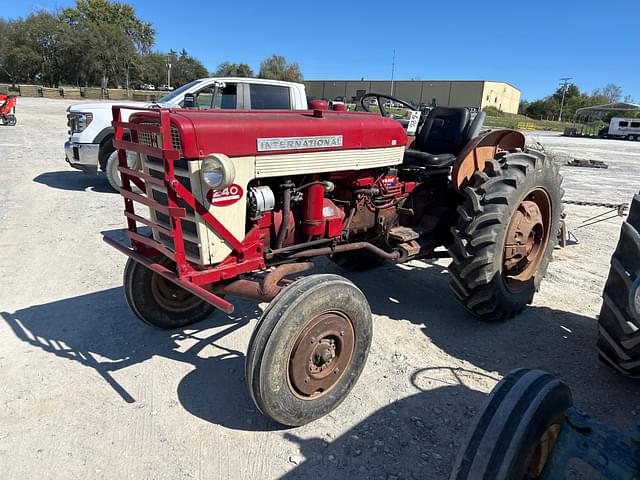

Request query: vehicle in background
[
  {"left": 64, "top": 77, "right": 308, "bottom": 191},
  {"left": 0, "top": 94, "right": 17, "bottom": 126},
  {"left": 599, "top": 117, "right": 640, "bottom": 141},
  {"left": 157, "top": 84, "right": 174, "bottom": 91},
  {"left": 140, "top": 83, "right": 156, "bottom": 91}
]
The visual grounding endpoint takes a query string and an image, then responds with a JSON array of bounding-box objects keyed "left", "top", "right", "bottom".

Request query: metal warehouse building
[{"left": 304, "top": 80, "right": 521, "bottom": 114}]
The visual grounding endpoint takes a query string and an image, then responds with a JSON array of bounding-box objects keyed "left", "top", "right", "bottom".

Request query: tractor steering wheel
[
  {"left": 359, "top": 93, "right": 424, "bottom": 131},
  {"left": 359, "top": 93, "right": 416, "bottom": 117}
]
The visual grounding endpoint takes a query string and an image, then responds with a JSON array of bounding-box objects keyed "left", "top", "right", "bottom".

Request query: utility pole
[
  {"left": 390, "top": 49, "right": 396, "bottom": 97},
  {"left": 558, "top": 77, "right": 573, "bottom": 122}
]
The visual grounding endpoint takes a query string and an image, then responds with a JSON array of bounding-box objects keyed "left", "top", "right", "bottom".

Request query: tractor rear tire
[
  {"left": 246, "top": 274, "right": 372, "bottom": 426},
  {"left": 123, "top": 257, "right": 216, "bottom": 329},
  {"left": 448, "top": 150, "right": 563, "bottom": 321},
  {"left": 597, "top": 193, "right": 640, "bottom": 378},
  {"left": 451, "top": 368, "right": 573, "bottom": 480}
]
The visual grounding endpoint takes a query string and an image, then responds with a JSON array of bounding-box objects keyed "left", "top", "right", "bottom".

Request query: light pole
[
  {"left": 558, "top": 77, "right": 573, "bottom": 122},
  {"left": 390, "top": 49, "right": 396, "bottom": 97},
  {"left": 166, "top": 56, "right": 172, "bottom": 88}
]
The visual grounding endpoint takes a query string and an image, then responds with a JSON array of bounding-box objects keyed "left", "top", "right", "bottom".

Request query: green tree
[
  {"left": 62, "top": 0, "right": 154, "bottom": 89},
  {"left": 593, "top": 84, "right": 623, "bottom": 103},
  {"left": 258, "top": 54, "right": 303, "bottom": 82},
  {"left": 168, "top": 49, "right": 207, "bottom": 87},
  {"left": 213, "top": 61, "right": 254, "bottom": 77}
]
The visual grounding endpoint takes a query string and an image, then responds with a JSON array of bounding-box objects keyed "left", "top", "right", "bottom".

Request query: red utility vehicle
[
  {"left": 104, "top": 94, "right": 563, "bottom": 425},
  {"left": 0, "top": 94, "right": 17, "bottom": 126}
]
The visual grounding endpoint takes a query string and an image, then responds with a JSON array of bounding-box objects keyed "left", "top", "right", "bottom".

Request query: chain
[{"left": 564, "top": 199, "right": 628, "bottom": 213}]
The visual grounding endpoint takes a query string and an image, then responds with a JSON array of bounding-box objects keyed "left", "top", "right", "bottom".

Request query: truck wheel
[
  {"left": 123, "top": 257, "right": 215, "bottom": 329},
  {"left": 451, "top": 368, "right": 572, "bottom": 480},
  {"left": 627, "top": 135, "right": 637, "bottom": 141},
  {"left": 448, "top": 150, "right": 563, "bottom": 320},
  {"left": 245, "top": 274, "right": 372, "bottom": 426},
  {"left": 7, "top": 114, "right": 16, "bottom": 126},
  {"left": 331, "top": 248, "right": 386, "bottom": 271},
  {"left": 597, "top": 193, "right": 640, "bottom": 378},
  {"left": 106, "top": 150, "right": 140, "bottom": 192}
]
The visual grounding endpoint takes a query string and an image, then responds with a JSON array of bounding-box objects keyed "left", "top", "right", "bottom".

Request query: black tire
[
  {"left": 246, "top": 274, "right": 372, "bottom": 426},
  {"left": 451, "top": 368, "right": 573, "bottom": 480},
  {"left": 123, "top": 257, "right": 216, "bottom": 329},
  {"left": 330, "top": 248, "right": 386, "bottom": 271},
  {"left": 106, "top": 149, "right": 140, "bottom": 192},
  {"left": 7, "top": 114, "right": 16, "bottom": 126},
  {"left": 597, "top": 193, "right": 640, "bottom": 378},
  {"left": 448, "top": 150, "right": 563, "bottom": 321}
]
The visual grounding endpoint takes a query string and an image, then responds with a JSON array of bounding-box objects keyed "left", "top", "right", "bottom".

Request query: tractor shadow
[
  {"left": 1, "top": 288, "right": 279, "bottom": 432},
  {"left": 281, "top": 379, "right": 487, "bottom": 480},
  {"left": 33, "top": 170, "right": 115, "bottom": 193},
  {"left": 329, "top": 258, "right": 640, "bottom": 432}
]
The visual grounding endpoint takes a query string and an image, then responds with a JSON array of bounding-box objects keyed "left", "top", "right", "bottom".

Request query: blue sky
[{"left": 4, "top": 0, "right": 639, "bottom": 101}]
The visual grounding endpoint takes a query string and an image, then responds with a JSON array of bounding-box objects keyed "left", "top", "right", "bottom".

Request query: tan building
[{"left": 305, "top": 80, "right": 521, "bottom": 114}]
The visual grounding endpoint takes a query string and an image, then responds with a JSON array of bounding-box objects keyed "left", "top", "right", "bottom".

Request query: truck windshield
[{"left": 157, "top": 80, "right": 202, "bottom": 104}]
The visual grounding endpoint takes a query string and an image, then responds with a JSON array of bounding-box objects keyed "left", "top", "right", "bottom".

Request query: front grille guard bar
[{"left": 103, "top": 105, "right": 253, "bottom": 314}]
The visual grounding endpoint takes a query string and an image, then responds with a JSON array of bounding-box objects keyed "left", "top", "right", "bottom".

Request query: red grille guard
[{"left": 103, "top": 105, "right": 265, "bottom": 314}]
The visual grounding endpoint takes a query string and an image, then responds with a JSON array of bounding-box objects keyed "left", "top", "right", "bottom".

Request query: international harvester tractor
[{"left": 104, "top": 94, "right": 563, "bottom": 426}]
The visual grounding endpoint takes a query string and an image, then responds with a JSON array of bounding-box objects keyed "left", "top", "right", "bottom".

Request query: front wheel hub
[{"left": 288, "top": 313, "right": 355, "bottom": 399}]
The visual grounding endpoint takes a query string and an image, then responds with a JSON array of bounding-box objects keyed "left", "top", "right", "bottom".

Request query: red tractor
[
  {"left": 104, "top": 93, "right": 563, "bottom": 425},
  {"left": 0, "top": 94, "right": 17, "bottom": 126}
]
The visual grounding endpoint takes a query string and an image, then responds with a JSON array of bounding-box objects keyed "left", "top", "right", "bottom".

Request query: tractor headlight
[{"left": 201, "top": 154, "right": 235, "bottom": 190}]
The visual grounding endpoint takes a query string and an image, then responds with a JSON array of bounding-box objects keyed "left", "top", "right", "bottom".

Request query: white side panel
[
  {"left": 254, "top": 146, "right": 405, "bottom": 178},
  {"left": 196, "top": 156, "right": 256, "bottom": 263}
]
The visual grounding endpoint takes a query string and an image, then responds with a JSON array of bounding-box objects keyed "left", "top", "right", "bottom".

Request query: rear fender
[{"left": 451, "top": 129, "right": 525, "bottom": 192}]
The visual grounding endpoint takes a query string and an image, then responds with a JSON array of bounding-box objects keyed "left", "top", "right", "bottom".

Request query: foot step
[{"left": 388, "top": 226, "right": 420, "bottom": 243}]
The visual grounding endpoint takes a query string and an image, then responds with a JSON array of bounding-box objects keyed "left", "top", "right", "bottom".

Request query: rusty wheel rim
[
  {"left": 150, "top": 259, "right": 202, "bottom": 312},
  {"left": 503, "top": 188, "right": 552, "bottom": 291},
  {"left": 288, "top": 312, "right": 355, "bottom": 400},
  {"left": 527, "top": 423, "right": 561, "bottom": 478}
]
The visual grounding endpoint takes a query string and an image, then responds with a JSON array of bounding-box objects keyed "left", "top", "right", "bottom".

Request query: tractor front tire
[
  {"left": 597, "top": 193, "right": 640, "bottom": 378},
  {"left": 246, "top": 274, "right": 372, "bottom": 426},
  {"left": 451, "top": 369, "right": 572, "bottom": 480},
  {"left": 123, "top": 257, "right": 216, "bottom": 329},
  {"left": 448, "top": 150, "right": 563, "bottom": 321}
]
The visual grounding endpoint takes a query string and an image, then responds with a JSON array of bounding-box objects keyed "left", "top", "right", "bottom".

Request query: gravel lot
[{"left": 1, "top": 98, "right": 639, "bottom": 479}]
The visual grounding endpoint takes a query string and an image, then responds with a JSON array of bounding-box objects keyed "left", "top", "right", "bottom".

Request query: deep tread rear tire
[
  {"left": 451, "top": 368, "right": 573, "bottom": 480},
  {"left": 123, "top": 257, "right": 215, "bottom": 329},
  {"left": 597, "top": 193, "right": 640, "bottom": 378},
  {"left": 448, "top": 150, "right": 563, "bottom": 320},
  {"left": 246, "top": 274, "right": 372, "bottom": 426}
]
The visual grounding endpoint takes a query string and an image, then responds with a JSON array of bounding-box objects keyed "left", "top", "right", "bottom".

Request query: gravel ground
[{"left": 1, "top": 98, "right": 639, "bottom": 480}]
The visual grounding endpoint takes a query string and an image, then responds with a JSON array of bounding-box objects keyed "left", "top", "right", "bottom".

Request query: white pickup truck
[{"left": 65, "top": 77, "right": 308, "bottom": 190}]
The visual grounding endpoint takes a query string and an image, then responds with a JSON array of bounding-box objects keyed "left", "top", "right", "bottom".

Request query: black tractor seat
[{"left": 403, "top": 107, "right": 485, "bottom": 170}]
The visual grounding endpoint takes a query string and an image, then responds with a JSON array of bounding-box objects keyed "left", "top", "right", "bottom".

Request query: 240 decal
[{"left": 206, "top": 184, "right": 244, "bottom": 207}]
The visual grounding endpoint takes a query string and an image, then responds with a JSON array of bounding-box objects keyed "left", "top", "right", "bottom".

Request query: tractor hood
[{"left": 129, "top": 109, "right": 409, "bottom": 160}]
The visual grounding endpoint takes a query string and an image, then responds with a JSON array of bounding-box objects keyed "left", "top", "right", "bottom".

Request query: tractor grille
[
  {"left": 137, "top": 138, "right": 210, "bottom": 264},
  {"left": 136, "top": 125, "right": 182, "bottom": 152}
]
